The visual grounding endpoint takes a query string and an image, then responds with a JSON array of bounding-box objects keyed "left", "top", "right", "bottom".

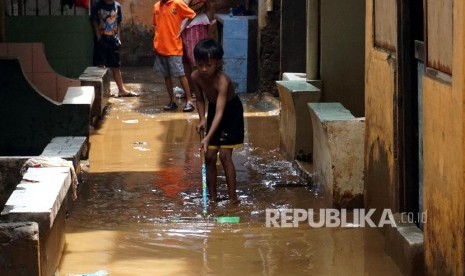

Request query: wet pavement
[{"left": 58, "top": 67, "right": 401, "bottom": 275}]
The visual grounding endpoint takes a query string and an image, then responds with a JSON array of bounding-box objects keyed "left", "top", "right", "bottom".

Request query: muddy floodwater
[{"left": 58, "top": 68, "right": 401, "bottom": 275}]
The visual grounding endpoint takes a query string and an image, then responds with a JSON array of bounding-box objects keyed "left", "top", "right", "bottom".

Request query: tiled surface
[
  {"left": 0, "top": 58, "right": 92, "bottom": 155},
  {"left": 216, "top": 14, "right": 258, "bottom": 93},
  {"left": 9, "top": 43, "right": 33, "bottom": 73},
  {"left": 0, "top": 43, "right": 7, "bottom": 55},
  {"left": 223, "top": 58, "right": 247, "bottom": 79},
  {"left": 58, "top": 77, "right": 81, "bottom": 102},
  {"left": 32, "top": 43, "right": 53, "bottom": 73},
  {"left": 31, "top": 73, "right": 58, "bottom": 100},
  {"left": 216, "top": 14, "right": 256, "bottom": 39},
  {"left": 223, "top": 38, "right": 248, "bottom": 59},
  {"left": 42, "top": 136, "right": 87, "bottom": 158},
  {"left": 63, "top": 86, "right": 95, "bottom": 105},
  {"left": 223, "top": 18, "right": 249, "bottom": 39},
  {"left": 5, "top": 16, "right": 93, "bottom": 78},
  {"left": 1, "top": 42, "right": 81, "bottom": 102}
]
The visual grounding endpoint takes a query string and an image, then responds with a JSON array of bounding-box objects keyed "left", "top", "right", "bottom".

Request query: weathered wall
[
  {"left": 258, "top": 0, "right": 280, "bottom": 95},
  {"left": 364, "top": 1, "right": 397, "bottom": 215},
  {"left": 280, "top": 0, "right": 306, "bottom": 75},
  {"left": 365, "top": 0, "right": 465, "bottom": 274},
  {"left": 422, "top": 1, "right": 465, "bottom": 273},
  {"left": 320, "top": 0, "right": 365, "bottom": 117}
]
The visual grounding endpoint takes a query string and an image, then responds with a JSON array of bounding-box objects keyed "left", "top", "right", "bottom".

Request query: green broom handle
[{"left": 200, "top": 130, "right": 208, "bottom": 216}]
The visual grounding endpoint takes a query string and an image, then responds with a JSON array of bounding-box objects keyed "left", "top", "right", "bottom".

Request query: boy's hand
[
  {"left": 196, "top": 122, "right": 206, "bottom": 134},
  {"left": 197, "top": 126, "right": 207, "bottom": 153},
  {"left": 200, "top": 137, "right": 208, "bottom": 153}
]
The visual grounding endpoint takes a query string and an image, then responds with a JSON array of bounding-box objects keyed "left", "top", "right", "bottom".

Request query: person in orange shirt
[{"left": 153, "top": 0, "right": 196, "bottom": 112}]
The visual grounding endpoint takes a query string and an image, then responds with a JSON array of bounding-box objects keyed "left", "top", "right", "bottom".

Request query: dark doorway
[{"left": 397, "top": 0, "right": 424, "bottom": 227}]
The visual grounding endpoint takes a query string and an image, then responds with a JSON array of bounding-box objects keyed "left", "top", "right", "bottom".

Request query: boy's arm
[
  {"left": 204, "top": 75, "right": 228, "bottom": 146},
  {"left": 192, "top": 73, "right": 206, "bottom": 129}
]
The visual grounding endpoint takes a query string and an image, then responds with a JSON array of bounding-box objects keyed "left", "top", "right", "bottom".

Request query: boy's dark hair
[{"left": 194, "top": 39, "right": 224, "bottom": 63}]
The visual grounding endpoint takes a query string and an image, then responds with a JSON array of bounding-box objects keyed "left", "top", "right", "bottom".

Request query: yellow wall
[
  {"left": 422, "top": 2, "right": 465, "bottom": 274},
  {"left": 365, "top": 0, "right": 465, "bottom": 273},
  {"left": 364, "top": 0, "right": 397, "bottom": 213}
]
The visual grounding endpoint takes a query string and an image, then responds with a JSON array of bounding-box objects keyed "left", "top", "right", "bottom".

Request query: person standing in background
[
  {"left": 90, "top": 0, "right": 139, "bottom": 97},
  {"left": 181, "top": 0, "right": 215, "bottom": 101},
  {"left": 153, "top": 0, "right": 196, "bottom": 112}
]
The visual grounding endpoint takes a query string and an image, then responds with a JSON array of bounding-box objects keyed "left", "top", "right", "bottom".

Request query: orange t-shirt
[{"left": 153, "top": 0, "right": 196, "bottom": 56}]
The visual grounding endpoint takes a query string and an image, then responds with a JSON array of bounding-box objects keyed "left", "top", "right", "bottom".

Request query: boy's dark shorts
[
  {"left": 93, "top": 35, "right": 121, "bottom": 68},
  {"left": 207, "top": 95, "right": 244, "bottom": 148}
]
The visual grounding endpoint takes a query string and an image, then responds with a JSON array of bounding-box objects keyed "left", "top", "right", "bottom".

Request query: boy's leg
[
  {"left": 93, "top": 40, "right": 105, "bottom": 67},
  {"left": 112, "top": 68, "right": 128, "bottom": 94},
  {"left": 218, "top": 148, "right": 238, "bottom": 203},
  {"left": 205, "top": 148, "right": 219, "bottom": 201},
  {"left": 107, "top": 39, "right": 138, "bottom": 97},
  {"left": 112, "top": 68, "right": 139, "bottom": 97},
  {"left": 165, "top": 77, "right": 174, "bottom": 101},
  {"left": 163, "top": 77, "right": 178, "bottom": 110}
]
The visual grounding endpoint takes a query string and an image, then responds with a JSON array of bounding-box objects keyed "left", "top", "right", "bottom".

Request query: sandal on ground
[
  {"left": 117, "top": 91, "right": 140, "bottom": 97},
  {"left": 183, "top": 102, "right": 195, "bottom": 112},
  {"left": 163, "top": 102, "right": 178, "bottom": 111}
]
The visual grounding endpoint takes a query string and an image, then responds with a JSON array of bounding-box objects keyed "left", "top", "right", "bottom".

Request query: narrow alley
[{"left": 57, "top": 67, "right": 402, "bottom": 275}]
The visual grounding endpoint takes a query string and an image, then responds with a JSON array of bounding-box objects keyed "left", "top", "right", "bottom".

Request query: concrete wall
[
  {"left": 0, "top": 222, "right": 40, "bottom": 275},
  {"left": 320, "top": 0, "right": 365, "bottom": 117},
  {"left": 422, "top": 1, "right": 465, "bottom": 272},
  {"left": 280, "top": 0, "right": 306, "bottom": 75},
  {"left": 2, "top": 1, "right": 245, "bottom": 69},
  {"left": 257, "top": 0, "right": 281, "bottom": 95},
  {"left": 364, "top": 1, "right": 397, "bottom": 215},
  {"left": 0, "top": 158, "right": 29, "bottom": 207},
  {"left": 0, "top": 58, "right": 91, "bottom": 156}
]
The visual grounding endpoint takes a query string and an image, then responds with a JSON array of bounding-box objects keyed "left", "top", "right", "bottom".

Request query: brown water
[{"left": 58, "top": 69, "right": 401, "bottom": 276}]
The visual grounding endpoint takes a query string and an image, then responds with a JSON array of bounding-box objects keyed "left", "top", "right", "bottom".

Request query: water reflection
[{"left": 59, "top": 74, "right": 400, "bottom": 275}]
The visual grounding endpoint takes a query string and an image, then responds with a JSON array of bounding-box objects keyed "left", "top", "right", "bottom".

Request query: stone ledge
[
  {"left": 41, "top": 136, "right": 88, "bottom": 165},
  {"left": 1, "top": 167, "right": 71, "bottom": 234},
  {"left": 276, "top": 80, "right": 321, "bottom": 161},
  {"left": 79, "top": 66, "right": 111, "bottom": 121},
  {"left": 384, "top": 213, "right": 424, "bottom": 275},
  {"left": 308, "top": 102, "right": 365, "bottom": 209},
  {"left": 293, "top": 159, "right": 314, "bottom": 185},
  {"left": 63, "top": 86, "right": 95, "bottom": 105},
  {"left": 0, "top": 222, "right": 40, "bottom": 275}
]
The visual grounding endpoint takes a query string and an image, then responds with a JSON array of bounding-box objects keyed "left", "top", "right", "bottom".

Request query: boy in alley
[
  {"left": 90, "top": 0, "right": 139, "bottom": 97},
  {"left": 191, "top": 38, "right": 245, "bottom": 204},
  {"left": 152, "top": 0, "right": 197, "bottom": 112}
]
